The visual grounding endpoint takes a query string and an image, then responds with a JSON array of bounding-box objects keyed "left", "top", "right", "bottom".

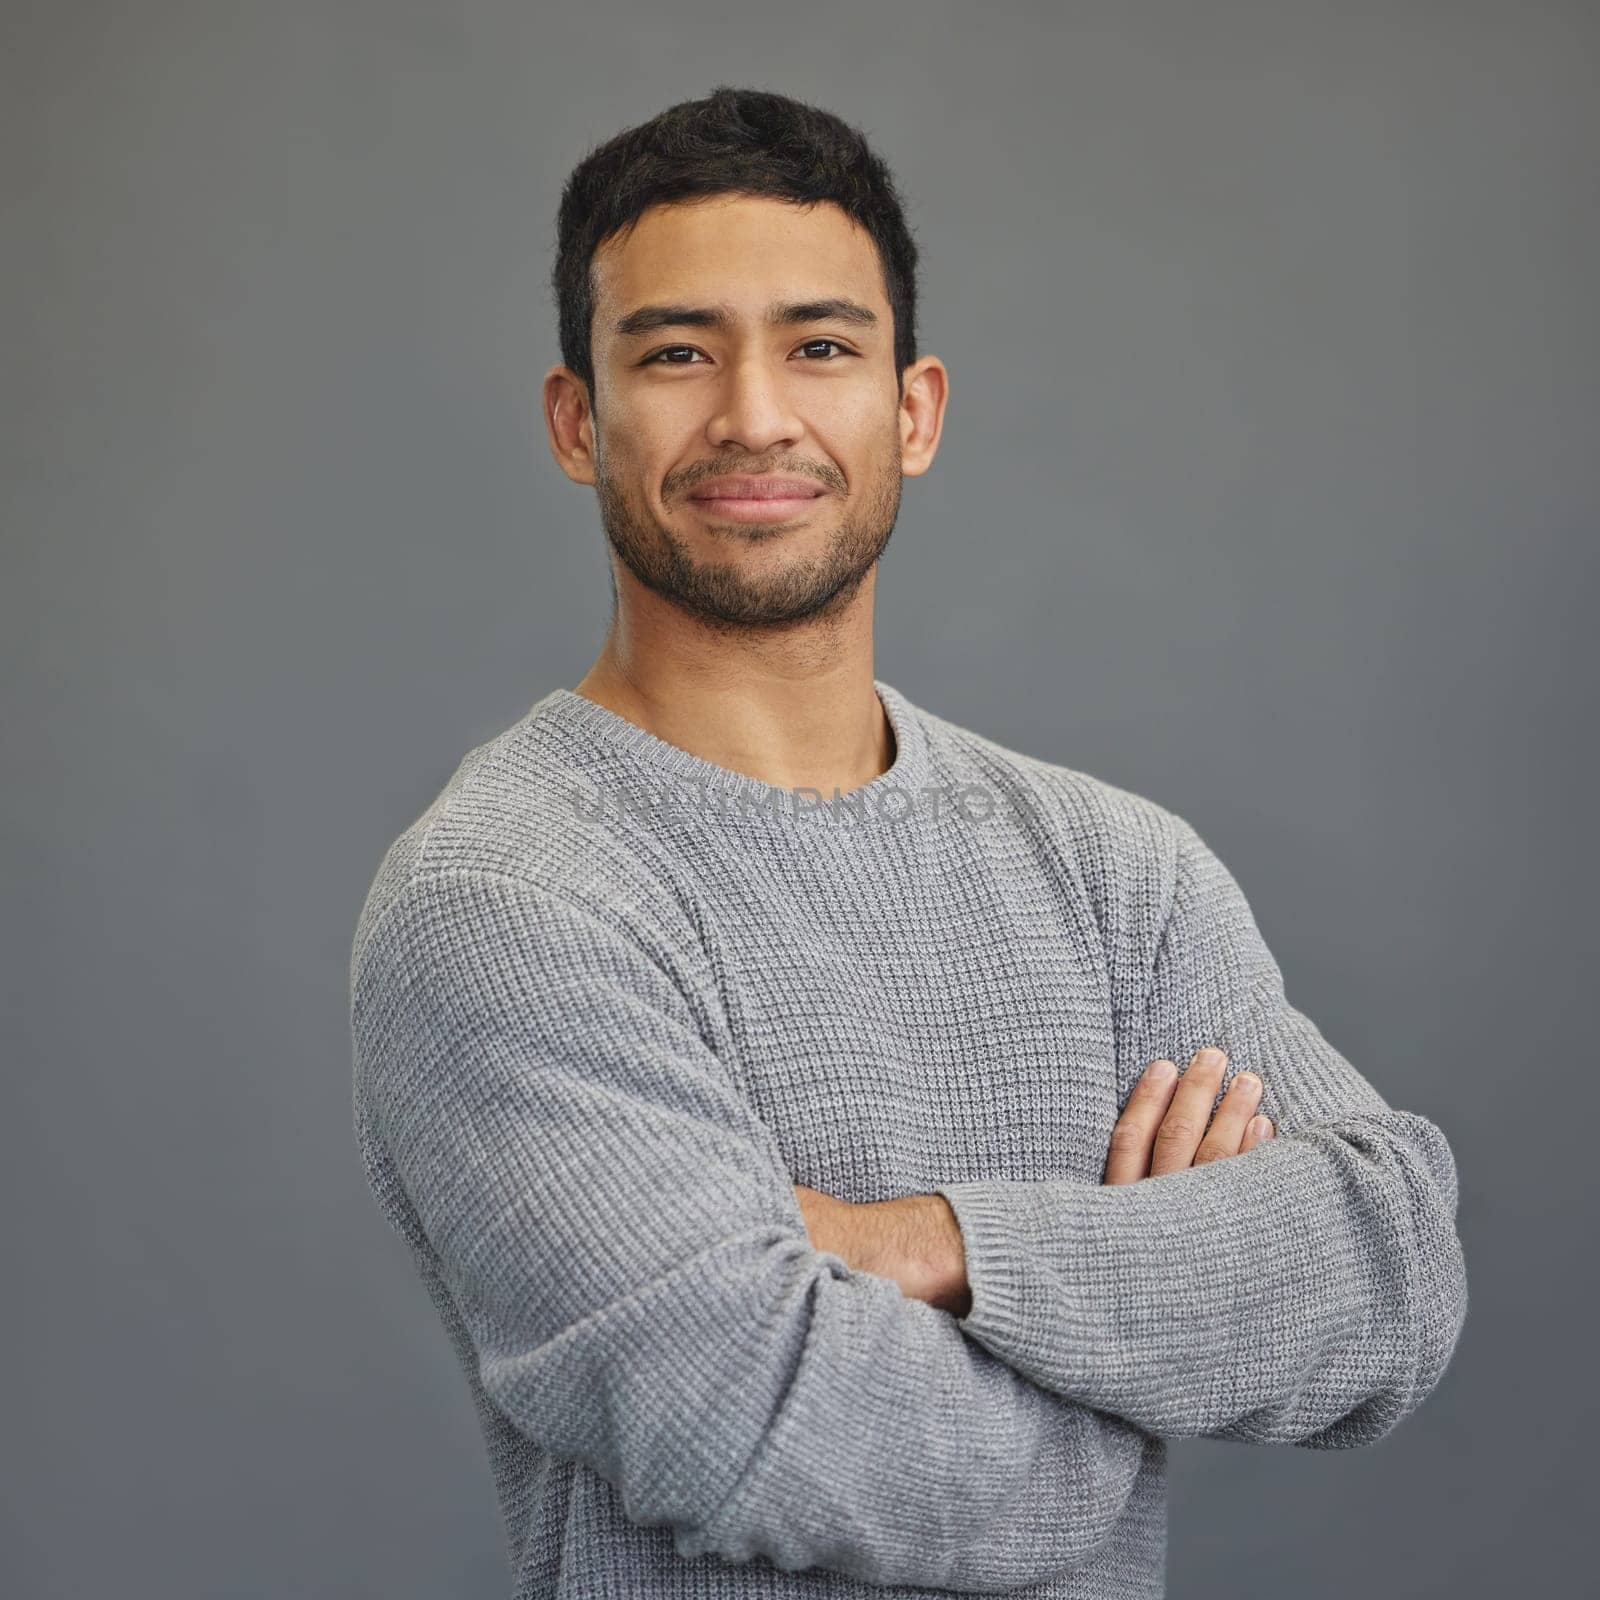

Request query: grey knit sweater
[{"left": 349, "top": 679, "right": 1467, "bottom": 1599}]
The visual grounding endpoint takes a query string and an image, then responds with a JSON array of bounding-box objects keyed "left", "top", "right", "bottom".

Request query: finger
[
  {"left": 1149, "top": 1047, "right": 1230, "bottom": 1176},
  {"left": 1240, "top": 1114, "right": 1275, "bottom": 1150},
  {"left": 1102, "top": 1058, "right": 1179, "bottom": 1185},
  {"left": 1193, "top": 1070, "right": 1264, "bottom": 1164}
]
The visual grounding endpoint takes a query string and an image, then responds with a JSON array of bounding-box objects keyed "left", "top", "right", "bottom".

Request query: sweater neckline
[{"left": 536, "top": 678, "right": 935, "bottom": 826}]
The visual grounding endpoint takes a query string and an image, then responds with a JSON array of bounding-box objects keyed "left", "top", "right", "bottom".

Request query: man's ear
[
  {"left": 544, "top": 365, "right": 597, "bottom": 487},
  {"left": 899, "top": 354, "right": 949, "bottom": 479}
]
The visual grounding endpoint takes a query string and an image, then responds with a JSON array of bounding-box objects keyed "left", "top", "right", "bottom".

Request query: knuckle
[
  {"left": 1154, "top": 1118, "right": 1198, "bottom": 1149},
  {"left": 1106, "top": 1125, "right": 1149, "bottom": 1159}
]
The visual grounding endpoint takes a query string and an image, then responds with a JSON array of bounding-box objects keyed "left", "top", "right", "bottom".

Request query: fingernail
[
  {"left": 1235, "top": 1072, "right": 1261, "bottom": 1097},
  {"left": 1198, "top": 1048, "right": 1225, "bottom": 1070},
  {"left": 1251, "top": 1116, "right": 1273, "bottom": 1139},
  {"left": 1148, "top": 1059, "right": 1176, "bottom": 1084}
]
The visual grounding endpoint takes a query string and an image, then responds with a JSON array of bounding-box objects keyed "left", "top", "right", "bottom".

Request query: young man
[{"left": 349, "top": 86, "right": 1467, "bottom": 1599}]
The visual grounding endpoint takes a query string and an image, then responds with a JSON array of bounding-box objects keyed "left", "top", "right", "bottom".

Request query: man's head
[{"left": 543, "top": 87, "right": 947, "bottom": 632}]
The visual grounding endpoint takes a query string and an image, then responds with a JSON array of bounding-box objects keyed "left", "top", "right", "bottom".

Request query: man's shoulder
[
  {"left": 348, "top": 697, "right": 670, "bottom": 980},
  {"left": 917, "top": 701, "right": 1185, "bottom": 885}
]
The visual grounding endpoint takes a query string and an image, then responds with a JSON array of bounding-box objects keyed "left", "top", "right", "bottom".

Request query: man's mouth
[{"left": 688, "top": 475, "right": 829, "bottom": 522}]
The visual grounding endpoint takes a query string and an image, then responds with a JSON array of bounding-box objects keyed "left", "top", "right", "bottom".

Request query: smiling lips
[{"left": 688, "top": 474, "right": 828, "bottom": 522}]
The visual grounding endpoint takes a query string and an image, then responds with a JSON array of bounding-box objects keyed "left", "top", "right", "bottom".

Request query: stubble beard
[{"left": 592, "top": 442, "right": 904, "bottom": 632}]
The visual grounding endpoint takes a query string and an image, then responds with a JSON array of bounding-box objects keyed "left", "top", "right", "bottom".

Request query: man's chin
[{"left": 654, "top": 562, "right": 877, "bottom": 628}]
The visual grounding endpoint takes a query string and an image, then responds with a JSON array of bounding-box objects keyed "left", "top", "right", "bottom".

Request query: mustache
[{"left": 668, "top": 459, "right": 847, "bottom": 497}]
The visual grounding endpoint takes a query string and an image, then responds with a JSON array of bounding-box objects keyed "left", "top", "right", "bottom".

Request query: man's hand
[
  {"left": 793, "top": 1184, "right": 971, "bottom": 1318},
  {"left": 793, "top": 1047, "right": 1273, "bottom": 1314},
  {"left": 1103, "top": 1047, "right": 1275, "bottom": 1185}
]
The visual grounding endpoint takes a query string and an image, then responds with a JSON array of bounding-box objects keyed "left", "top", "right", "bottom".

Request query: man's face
[{"left": 584, "top": 193, "right": 906, "bottom": 628}]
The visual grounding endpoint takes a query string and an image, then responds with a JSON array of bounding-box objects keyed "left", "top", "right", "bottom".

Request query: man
[{"left": 349, "top": 85, "right": 1467, "bottom": 1599}]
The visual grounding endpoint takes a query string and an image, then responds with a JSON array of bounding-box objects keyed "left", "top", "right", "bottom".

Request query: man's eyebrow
[{"left": 612, "top": 298, "right": 880, "bottom": 340}]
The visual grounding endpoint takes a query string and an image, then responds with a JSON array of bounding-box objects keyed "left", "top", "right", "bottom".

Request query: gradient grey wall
[{"left": 6, "top": 3, "right": 1594, "bottom": 1596}]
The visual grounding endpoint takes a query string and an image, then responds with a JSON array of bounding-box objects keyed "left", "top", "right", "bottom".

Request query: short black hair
[{"left": 552, "top": 86, "right": 923, "bottom": 400}]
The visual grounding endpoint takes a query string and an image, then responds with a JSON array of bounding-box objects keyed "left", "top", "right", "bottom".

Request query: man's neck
[{"left": 571, "top": 654, "right": 894, "bottom": 798}]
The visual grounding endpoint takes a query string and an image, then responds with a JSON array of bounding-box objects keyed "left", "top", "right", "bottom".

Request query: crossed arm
[
  {"left": 801, "top": 815, "right": 1469, "bottom": 1449},
  {"left": 794, "top": 1036, "right": 1281, "bottom": 1320}
]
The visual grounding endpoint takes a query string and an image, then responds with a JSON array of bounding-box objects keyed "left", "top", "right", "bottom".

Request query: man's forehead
[{"left": 592, "top": 197, "right": 884, "bottom": 319}]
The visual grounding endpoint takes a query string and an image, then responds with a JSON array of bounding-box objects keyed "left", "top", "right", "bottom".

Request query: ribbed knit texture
[{"left": 349, "top": 679, "right": 1468, "bottom": 1599}]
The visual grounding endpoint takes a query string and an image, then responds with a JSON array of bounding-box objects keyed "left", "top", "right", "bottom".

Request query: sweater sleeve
[
  {"left": 351, "top": 867, "right": 1153, "bottom": 1593},
  {"left": 934, "top": 813, "right": 1469, "bottom": 1448}
]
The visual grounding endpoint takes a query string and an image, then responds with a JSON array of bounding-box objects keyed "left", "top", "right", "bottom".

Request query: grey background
[{"left": 5, "top": 2, "right": 1593, "bottom": 1595}]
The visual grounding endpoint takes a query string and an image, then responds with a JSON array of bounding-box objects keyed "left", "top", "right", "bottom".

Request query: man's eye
[
  {"left": 798, "top": 338, "right": 852, "bottom": 359},
  {"left": 643, "top": 339, "right": 856, "bottom": 366}
]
